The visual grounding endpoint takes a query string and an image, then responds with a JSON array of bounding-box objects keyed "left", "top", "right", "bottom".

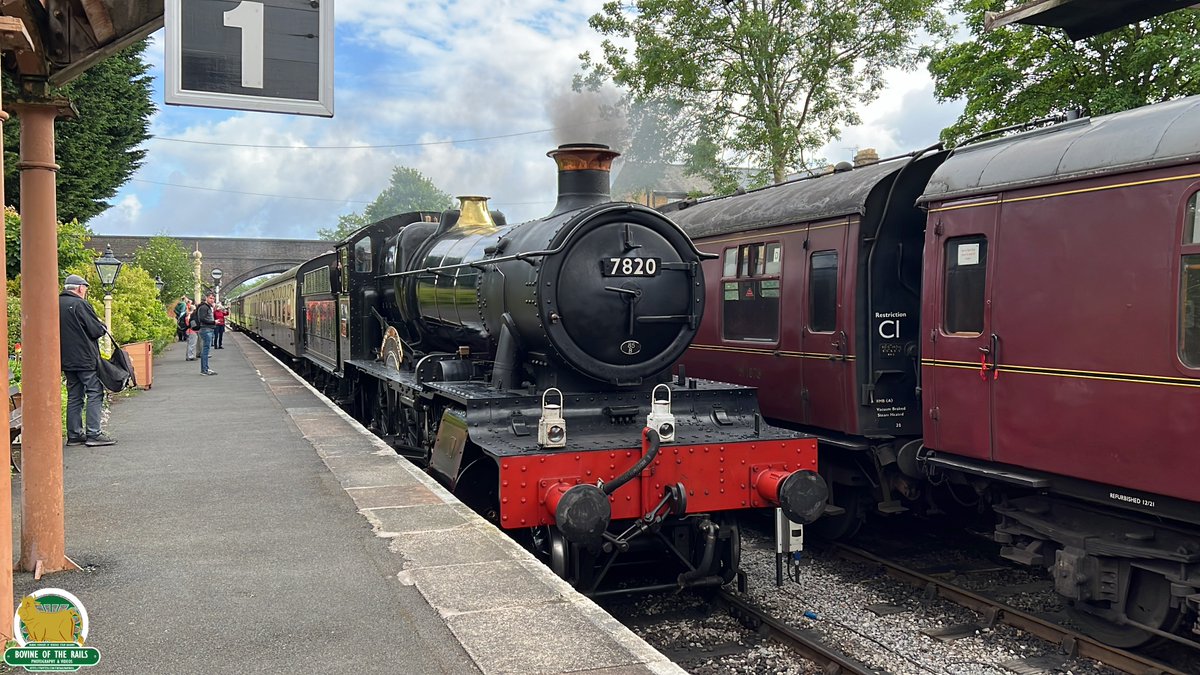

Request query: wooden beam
[
  {"left": 0, "top": 15, "right": 33, "bottom": 52},
  {"left": 79, "top": 0, "right": 115, "bottom": 43},
  {"left": 0, "top": 0, "right": 47, "bottom": 76}
]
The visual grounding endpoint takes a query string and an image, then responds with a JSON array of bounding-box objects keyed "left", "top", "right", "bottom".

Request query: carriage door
[
  {"left": 922, "top": 202, "right": 998, "bottom": 461},
  {"left": 799, "top": 219, "right": 850, "bottom": 430},
  {"left": 337, "top": 247, "right": 351, "bottom": 367}
]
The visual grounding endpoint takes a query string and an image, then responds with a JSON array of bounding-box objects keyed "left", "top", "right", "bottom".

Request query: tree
[
  {"left": 580, "top": 0, "right": 948, "bottom": 183},
  {"left": 4, "top": 207, "right": 94, "bottom": 280},
  {"left": 3, "top": 40, "right": 154, "bottom": 223},
  {"left": 132, "top": 235, "right": 198, "bottom": 305},
  {"left": 319, "top": 166, "right": 455, "bottom": 240},
  {"left": 317, "top": 212, "right": 370, "bottom": 242},
  {"left": 929, "top": 3, "right": 1200, "bottom": 145}
]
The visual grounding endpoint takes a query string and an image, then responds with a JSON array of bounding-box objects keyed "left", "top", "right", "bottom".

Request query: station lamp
[{"left": 94, "top": 245, "right": 123, "bottom": 292}]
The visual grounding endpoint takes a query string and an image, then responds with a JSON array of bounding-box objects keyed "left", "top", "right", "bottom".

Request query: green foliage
[
  {"left": 929, "top": 4, "right": 1200, "bottom": 145},
  {"left": 3, "top": 207, "right": 94, "bottom": 280},
  {"left": 317, "top": 212, "right": 370, "bottom": 242},
  {"left": 65, "top": 262, "right": 175, "bottom": 354},
  {"left": 3, "top": 41, "right": 154, "bottom": 223},
  {"left": 580, "top": 0, "right": 948, "bottom": 183},
  {"left": 226, "top": 273, "right": 276, "bottom": 299},
  {"left": 132, "top": 235, "right": 197, "bottom": 305},
  {"left": 5, "top": 291, "right": 16, "bottom": 355},
  {"left": 320, "top": 166, "right": 455, "bottom": 240}
]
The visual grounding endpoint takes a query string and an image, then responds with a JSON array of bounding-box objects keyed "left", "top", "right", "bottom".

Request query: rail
[
  {"left": 831, "top": 543, "right": 1187, "bottom": 675},
  {"left": 716, "top": 589, "right": 875, "bottom": 675}
]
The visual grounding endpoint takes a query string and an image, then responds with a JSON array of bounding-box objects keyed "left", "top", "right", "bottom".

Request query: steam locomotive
[
  {"left": 663, "top": 95, "right": 1200, "bottom": 647},
  {"left": 230, "top": 144, "right": 828, "bottom": 595}
]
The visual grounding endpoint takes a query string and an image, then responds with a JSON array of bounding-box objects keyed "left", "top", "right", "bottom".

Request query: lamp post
[
  {"left": 93, "top": 245, "right": 123, "bottom": 352},
  {"left": 211, "top": 268, "right": 223, "bottom": 304},
  {"left": 192, "top": 248, "right": 202, "bottom": 307}
]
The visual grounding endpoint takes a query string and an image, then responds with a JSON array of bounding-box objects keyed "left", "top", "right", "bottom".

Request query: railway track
[
  {"left": 714, "top": 589, "right": 875, "bottom": 674},
  {"left": 831, "top": 543, "right": 1188, "bottom": 675}
]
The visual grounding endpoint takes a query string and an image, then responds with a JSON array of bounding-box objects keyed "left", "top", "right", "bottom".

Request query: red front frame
[{"left": 496, "top": 438, "right": 819, "bottom": 529}]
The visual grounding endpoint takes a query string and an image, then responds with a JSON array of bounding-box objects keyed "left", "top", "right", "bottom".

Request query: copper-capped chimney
[{"left": 547, "top": 143, "right": 621, "bottom": 216}]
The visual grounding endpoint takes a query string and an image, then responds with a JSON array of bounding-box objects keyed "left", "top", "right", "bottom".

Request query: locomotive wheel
[
  {"left": 1067, "top": 567, "right": 1183, "bottom": 648},
  {"left": 526, "top": 526, "right": 575, "bottom": 584},
  {"left": 809, "top": 487, "right": 866, "bottom": 540},
  {"left": 712, "top": 516, "right": 741, "bottom": 582},
  {"left": 452, "top": 458, "right": 500, "bottom": 524},
  {"left": 549, "top": 528, "right": 571, "bottom": 581}
]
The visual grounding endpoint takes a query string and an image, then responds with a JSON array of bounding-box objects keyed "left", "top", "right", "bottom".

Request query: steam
[{"left": 546, "top": 84, "right": 629, "bottom": 150}]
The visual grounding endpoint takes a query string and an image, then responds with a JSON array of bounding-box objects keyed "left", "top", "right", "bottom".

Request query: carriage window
[
  {"left": 1186, "top": 193, "right": 1199, "bottom": 245},
  {"left": 354, "top": 238, "right": 372, "bottom": 273},
  {"left": 1182, "top": 256, "right": 1200, "bottom": 367},
  {"left": 723, "top": 248, "right": 737, "bottom": 276},
  {"left": 722, "top": 241, "right": 780, "bottom": 341},
  {"left": 809, "top": 251, "right": 838, "bottom": 332},
  {"left": 764, "top": 243, "right": 782, "bottom": 275},
  {"left": 944, "top": 236, "right": 988, "bottom": 334}
]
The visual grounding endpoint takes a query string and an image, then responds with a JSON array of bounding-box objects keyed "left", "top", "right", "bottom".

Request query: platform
[{"left": 11, "top": 333, "right": 682, "bottom": 674}]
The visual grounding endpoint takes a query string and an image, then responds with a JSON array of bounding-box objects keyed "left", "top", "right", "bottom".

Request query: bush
[{"left": 65, "top": 263, "right": 175, "bottom": 354}]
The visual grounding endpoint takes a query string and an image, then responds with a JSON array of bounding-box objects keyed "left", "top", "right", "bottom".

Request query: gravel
[{"left": 609, "top": 522, "right": 1126, "bottom": 675}]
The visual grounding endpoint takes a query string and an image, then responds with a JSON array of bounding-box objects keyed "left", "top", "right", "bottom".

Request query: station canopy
[
  {"left": 1, "top": 0, "right": 163, "bottom": 86},
  {"left": 984, "top": 0, "right": 1198, "bottom": 40}
]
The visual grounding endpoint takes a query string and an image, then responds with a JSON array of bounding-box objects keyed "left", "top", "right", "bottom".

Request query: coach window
[
  {"left": 722, "top": 242, "right": 780, "bottom": 341},
  {"left": 809, "top": 251, "right": 838, "bottom": 332},
  {"left": 1181, "top": 193, "right": 1200, "bottom": 366},
  {"left": 354, "top": 238, "right": 372, "bottom": 273},
  {"left": 944, "top": 236, "right": 988, "bottom": 334}
]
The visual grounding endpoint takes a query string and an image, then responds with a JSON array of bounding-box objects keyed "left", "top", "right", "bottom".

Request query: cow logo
[
  {"left": 620, "top": 340, "right": 642, "bottom": 356},
  {"left": 4, "top": 589, "right": 101, "bottom": 672}
]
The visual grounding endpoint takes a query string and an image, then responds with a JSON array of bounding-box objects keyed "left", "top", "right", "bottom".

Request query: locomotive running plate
[{"left": 601, "top": 256, "right": 661, "bottom": 277}]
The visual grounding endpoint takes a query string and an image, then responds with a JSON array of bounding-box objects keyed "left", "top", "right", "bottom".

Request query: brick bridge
[{"left": 89, "top": 235, "right": 333, "bottom": 293}]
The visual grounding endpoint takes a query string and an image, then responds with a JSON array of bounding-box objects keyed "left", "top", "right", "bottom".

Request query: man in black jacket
[
  {"left": 59, "top": 274, "right": 115, "bottom": 447},
  {"left": 195, "top": 292, "right": 217, "bottom": 375}
]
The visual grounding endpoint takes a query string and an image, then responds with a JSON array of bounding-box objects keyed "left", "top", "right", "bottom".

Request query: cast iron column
[{"left": 17, "top": 101, "right": 67, "bottom": 574}]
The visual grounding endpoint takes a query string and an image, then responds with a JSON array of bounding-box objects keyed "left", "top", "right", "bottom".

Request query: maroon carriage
[{"left": 667, "top": 95, "right": 1200, "bottom": 648}]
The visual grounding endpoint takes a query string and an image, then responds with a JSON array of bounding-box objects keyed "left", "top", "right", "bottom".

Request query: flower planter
[{"left": 121, "top": 341, "right": 153, "bottom": 389}]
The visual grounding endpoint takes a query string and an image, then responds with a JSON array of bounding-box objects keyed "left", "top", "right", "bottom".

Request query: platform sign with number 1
[{"left": 165, "top": 0, "right": 333, "bottom": 117}]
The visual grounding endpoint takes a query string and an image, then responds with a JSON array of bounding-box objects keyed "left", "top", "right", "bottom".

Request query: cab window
[
  {"left": 722, "top": 241, "right": 780, "bottom": 342},
  {"left": 354, "top": 238, "right": 372, "bottom": 273}
]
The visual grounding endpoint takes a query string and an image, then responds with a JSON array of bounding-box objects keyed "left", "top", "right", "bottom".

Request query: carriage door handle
[
  {"left": 977, "top": 333, "right": 999, "bottom": 380},
  {"left": 830, "top": 330, "right": 848, "bottom": 361}
]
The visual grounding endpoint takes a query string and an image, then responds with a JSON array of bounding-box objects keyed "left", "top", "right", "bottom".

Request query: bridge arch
[
  {"left": 88, "top": 235, "right": 334, "bottom": 299},
  {"left": 223, "top": 262, "right": 302, "bottom": 295}
]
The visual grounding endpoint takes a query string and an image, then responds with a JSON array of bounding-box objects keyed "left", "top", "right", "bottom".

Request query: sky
[{"left": 89, "top": 1, "right": 966, "bottom": 240}]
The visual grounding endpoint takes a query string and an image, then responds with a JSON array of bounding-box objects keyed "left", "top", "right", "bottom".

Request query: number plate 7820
[{"left": 601, "top": 257, "right": 661, "bottom": 277}]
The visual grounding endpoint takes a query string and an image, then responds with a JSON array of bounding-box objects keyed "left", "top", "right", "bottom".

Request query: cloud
[
  {"left": 92, "top": 3, "right": 965, "bottom": 239},
  {"left": 818, "top": 66, "right": 965, "bottom": 165}
]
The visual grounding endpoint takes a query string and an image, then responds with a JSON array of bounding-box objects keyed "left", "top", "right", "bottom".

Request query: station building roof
[{"left": 984, "top": 0, "right": 1197, "bottom": 40}]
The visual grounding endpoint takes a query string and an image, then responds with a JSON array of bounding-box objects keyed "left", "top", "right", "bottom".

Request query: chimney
[
  {"left": 853, "top": 147, "right": 879, "bottom": 167},
  {"left": 547, "top": 143, "right": 621, "bottom": 216}
]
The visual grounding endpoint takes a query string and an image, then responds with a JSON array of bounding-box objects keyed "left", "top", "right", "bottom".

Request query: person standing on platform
[
  {"left": 59, "top": 274, "right": 116, "bottom": 447},
  {"left": 195, "top": 292, "right": 218, "bottom": 375},
  {"left": 213, "top": 303, "right": 227, "bottom": 349},
  {"left": 174, "top": 296, "right": 189, "bottom": 342},
  {"left": 185, "top": 300, "right": 198, "bottom": 361}
]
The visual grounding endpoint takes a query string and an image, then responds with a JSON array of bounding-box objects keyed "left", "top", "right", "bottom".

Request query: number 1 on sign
[{"left": 224, "top": 0, "right": 264, "bottom": 89}]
